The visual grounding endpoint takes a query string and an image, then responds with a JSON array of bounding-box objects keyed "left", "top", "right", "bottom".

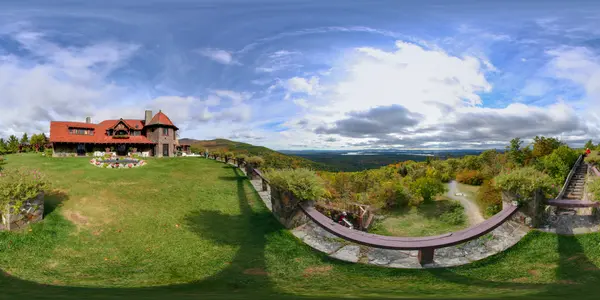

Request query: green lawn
[
  {"left": 369, "top": 199, "right": 468, "bottom": 237},
  {"left": 1, "top": 154, "right": 600, "bottom": 299}
]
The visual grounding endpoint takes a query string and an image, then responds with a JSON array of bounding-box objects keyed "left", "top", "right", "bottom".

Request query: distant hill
[{"left": 182, "top": 138, "right": 334, "bottom": 171}]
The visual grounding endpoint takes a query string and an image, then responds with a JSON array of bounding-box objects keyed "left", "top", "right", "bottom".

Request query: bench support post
[{"left": 418, "top": 248, "right": 434, "bottom": 265}]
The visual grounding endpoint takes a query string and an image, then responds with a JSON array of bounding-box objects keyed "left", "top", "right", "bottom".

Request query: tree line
[{"left": 0, "top": 133, "right": 49, "bottom": 155}]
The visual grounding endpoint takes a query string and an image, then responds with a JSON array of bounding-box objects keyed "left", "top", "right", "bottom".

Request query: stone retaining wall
[{"left": 0, "top": 192, "right": 44, "bottom": 231}]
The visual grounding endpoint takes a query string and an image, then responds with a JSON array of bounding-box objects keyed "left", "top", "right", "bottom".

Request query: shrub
[
  {"left": 408, "top": 176, "right": 447, "bottom": 203},
  {"left": 0, "top": 168, "right": 49, "bottom": 211},
  {"left": 246, "top": 156, "right": 265, "bottom": 169},
  {"left": 370, "top": 180, "right": 411, "bottom": 209},
  {"left": 224, "top": 152, "right": 234, "bottom": 162},
  {"left": 265, "top": 168, "right": 325, "bottom": 201},
  {"left": 588, "top": 178, "right": 600, "bottom": 202},
  {"left": 541, "top": 145, "right": 579, "bottom": 183},
  {"left": 456, "top": 169, "right": 485, "bottom": 186},
  {"left": 439, "top": 201, "right": 466, "bottom": 225},
  {"left": 493, "top": 166, "right": 556, "bottom": 203},
  {"left": 0, "top": 156, "right": 5, "bottom": 171},
  {"left": 44, "top": 148, "right": 53, "bottom": 157},
  {"left": 476, "top": 180, "right": 502, "bottom": 217}
]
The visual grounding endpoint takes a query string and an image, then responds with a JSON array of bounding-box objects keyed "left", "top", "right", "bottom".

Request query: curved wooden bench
[
  {"left": 299, "top": 202, "right": 519, "bottom": 265},
  {"left": 546, "top": 199, "right": 600, "bottom": 208}
]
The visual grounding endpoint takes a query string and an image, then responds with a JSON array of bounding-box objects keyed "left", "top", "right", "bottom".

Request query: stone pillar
[
  {"left": 270, "top": 187, "right": 309, "bottom": 229},
  {"left": 245, "top": 166, "right": 257, "bottom": 180},
  {"left": 0, "top": 192, "right": 44, "bottom": 231},
  {"left": 502, "top": 189, "right": 544, "bottom": 228}
]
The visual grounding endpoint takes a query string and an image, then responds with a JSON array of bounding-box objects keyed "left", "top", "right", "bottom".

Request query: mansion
[{"left": 49, "top": 110, "right": 191, "bottom": 157}]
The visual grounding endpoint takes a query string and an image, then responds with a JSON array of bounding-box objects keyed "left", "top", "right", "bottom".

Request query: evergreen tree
[
  {"left": 20, "top": 133, "right": 29, "bottom": 144},
  {"left": 7, "top": 135, "right": 19, "bottom": 153}
]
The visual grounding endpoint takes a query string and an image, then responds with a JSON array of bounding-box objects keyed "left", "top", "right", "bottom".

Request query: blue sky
[{"left": 1, "top": 0, "right": 599, "bottom": 150}]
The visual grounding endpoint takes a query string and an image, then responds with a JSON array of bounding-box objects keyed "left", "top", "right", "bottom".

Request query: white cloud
[
  {"left": 269, "top": 41, "right": 593, "bottom": 149},
  {"left": 197, "top": 48, "right": 238, "bottom": 65},
  {"left": 213, "top": 89, "right": 251, "bottom": 105},
  {"left": 0, "top": 29, "right": 253, "bottom": 139},
  {"left": 285, "top": 76, "right": 320, "bottom": 96}
]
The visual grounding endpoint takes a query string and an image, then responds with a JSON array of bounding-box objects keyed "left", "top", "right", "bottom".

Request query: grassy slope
[{"left": 1, "top": 154, "right": 600, "bottom": 299}]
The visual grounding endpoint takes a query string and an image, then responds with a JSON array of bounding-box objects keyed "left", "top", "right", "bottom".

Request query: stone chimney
[
  {"left": 145, "top": 110, "right": 152, "bottom": 125},
  {"left": 86, "top": 117, "right": 91, "bottom": 123}
]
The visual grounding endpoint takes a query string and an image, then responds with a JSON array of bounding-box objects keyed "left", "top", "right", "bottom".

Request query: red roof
[
  {"left": 50, "top": 119, "right": 155, "bottom": 144},
  {"left": 146, "top": 111, "right": 177, "bottom": 129}
]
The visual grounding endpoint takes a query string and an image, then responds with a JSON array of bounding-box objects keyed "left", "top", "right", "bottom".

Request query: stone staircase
[
  {"left": 556, "top": 163, "right": 588, "bottom": 216},
  {"left": 564, "top": 163, "right": 588, "bottom": 200}
]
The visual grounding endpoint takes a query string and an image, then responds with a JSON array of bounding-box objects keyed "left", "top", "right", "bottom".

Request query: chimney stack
[
  {"left": 86, "top": 117, "right": 91, "bottom": 123},
  {"left": 145, "top": 110, "right": 152, "bottom": 125}
]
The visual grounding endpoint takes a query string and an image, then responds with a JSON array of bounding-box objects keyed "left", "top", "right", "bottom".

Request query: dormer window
[{"left": 69, "top": 127, "right": 94, "bottom": 135}]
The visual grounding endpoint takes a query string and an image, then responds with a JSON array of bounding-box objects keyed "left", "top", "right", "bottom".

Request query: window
[
  {"left": 162, "top": 128, "right": 169, "bottom": 136},
  {"left": 131, "top": 130, "right": 141, "bottom": 136},
  {"left": 69, "top": 128, "right": 94, "bottom": 135},
  {"left": 163, "top": 143, "right": 169, "bottom": 156}
]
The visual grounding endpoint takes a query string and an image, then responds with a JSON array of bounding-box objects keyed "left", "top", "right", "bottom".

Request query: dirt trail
[{"left": 446, "top": 180, "right": 485, "bottom": 225}]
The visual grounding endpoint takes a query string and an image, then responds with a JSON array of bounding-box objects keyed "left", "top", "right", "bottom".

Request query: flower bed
[{"left": 90, "top": 158, "right": 147, "bottom": 169}]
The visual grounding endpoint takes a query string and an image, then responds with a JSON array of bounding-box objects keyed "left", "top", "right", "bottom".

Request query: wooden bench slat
[
  {"left": 300, "top": 202, "right": 519, "bottom": 250},
  {"left": 546, "top": 199, "right": 600, "bottom": 208}
]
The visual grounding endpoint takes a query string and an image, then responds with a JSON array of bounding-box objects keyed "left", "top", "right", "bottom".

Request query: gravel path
[{"left": 446, "top": 180, "right": 485, "bottom": 225}]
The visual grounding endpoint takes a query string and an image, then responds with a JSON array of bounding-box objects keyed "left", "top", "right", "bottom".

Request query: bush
[
  {"left": 236, "top": 154, "right": 248, "bottom": 165},
  {"left": 541, "top": 145, "right": 579, "bottom": 183},
  {"left": 493, "top": 166, "right": 557, "bottom": 202},
  {"left": 370, "top": 180, "right": 411, "bottom": 209},
  {"left": 439, "top": 201, "right": 466, "bottom": 225},
  {"left": 265, "top": 168, "right": 325, "bottom": 201},
  {"left": 224, "top": 152, "right": 234, "bottom": 162},
  {"left": 246, "top": 156, "right": 265, "bottom": 168},
  {"left": 456, "top": 169, "right": 485, "bottom": 186},
  {"left": 588, "top": 178, "right": 600, "bottom": 202},
  {"left": 44, "top": 148, "right": 53, "bottom": 157},
  {"left": 0, "top": 168, "right": 49, "bottom": 211},
  {"left": 0, "top": 156, "right": 5, "bottom": 171},
  {"left": 408, "top": 176, "right": 447, "bottom": 203},
  {"left": 476, "top": 180, "right": 502, "bottom": 217}
]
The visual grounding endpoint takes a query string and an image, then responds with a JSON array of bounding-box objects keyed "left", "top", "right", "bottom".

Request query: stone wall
[
  {"left": 270, "top": 187, "right": 309, "bottom": 229},
  {"left": 501, "top": 189, "right": 545, "bottom": 228},
  {"left": 0, "top": 192, "right": 44, "bottom": 231}
]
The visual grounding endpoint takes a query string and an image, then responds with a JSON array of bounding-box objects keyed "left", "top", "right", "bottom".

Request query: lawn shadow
[
  {"left": 415, "top": 199, "right": 456, "bottom": 220},
  {"left": 43, "top": 189, "right": 69, "bottom": 217},
  {"left": 183, "top": 166, "right": 280, "bottom": 292}
]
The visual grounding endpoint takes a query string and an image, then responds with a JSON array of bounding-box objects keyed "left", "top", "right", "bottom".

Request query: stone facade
[
  {"left": 145, "top": 127, "right": 177, "bottom": 157},
  {"left": 270, "top": 187, "right": 309, "bottom": 229},
  {"left": 0, "top": 192, "right": 44, "bottom": 231}
]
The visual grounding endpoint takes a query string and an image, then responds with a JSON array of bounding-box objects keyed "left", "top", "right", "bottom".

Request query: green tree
[
  {"left": 30, "top": 134, "right": 47, "bottom": 152},
  {"left": 7, "top": 135, "right": 19, "bottom": 153},
  {"left": 20, "top": 133, "right": 29, "bottom": 145},
  {"left": 541, "top": 145, "right": 579, "bottom": 183},
  {"left": 585, "top": 139, "right": 595, "bottom": 150},
  {"left": 409, "top": 176, "right": 447, "bottom": 203},
  {"left": 532, "top": 136, "right": 564, "bottom": 158},
  {"left": 0, "top": 138, "right": 7, "bottom": 155},
  {"left": 506, "top": 137, "right": 526, "bottom": 167}
]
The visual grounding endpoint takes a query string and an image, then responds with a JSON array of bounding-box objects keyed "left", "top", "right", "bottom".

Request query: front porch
[{"left": 51, "top": 142, "right": 156, "bottom": 157}]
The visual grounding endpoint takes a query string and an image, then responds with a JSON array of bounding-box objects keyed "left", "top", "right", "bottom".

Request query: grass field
[
  {"left": 2, "top": 154, "right": 600, "bottom": 299},
  {"left": 370, "top": 199, "right": 468, "bottom": 237}
]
